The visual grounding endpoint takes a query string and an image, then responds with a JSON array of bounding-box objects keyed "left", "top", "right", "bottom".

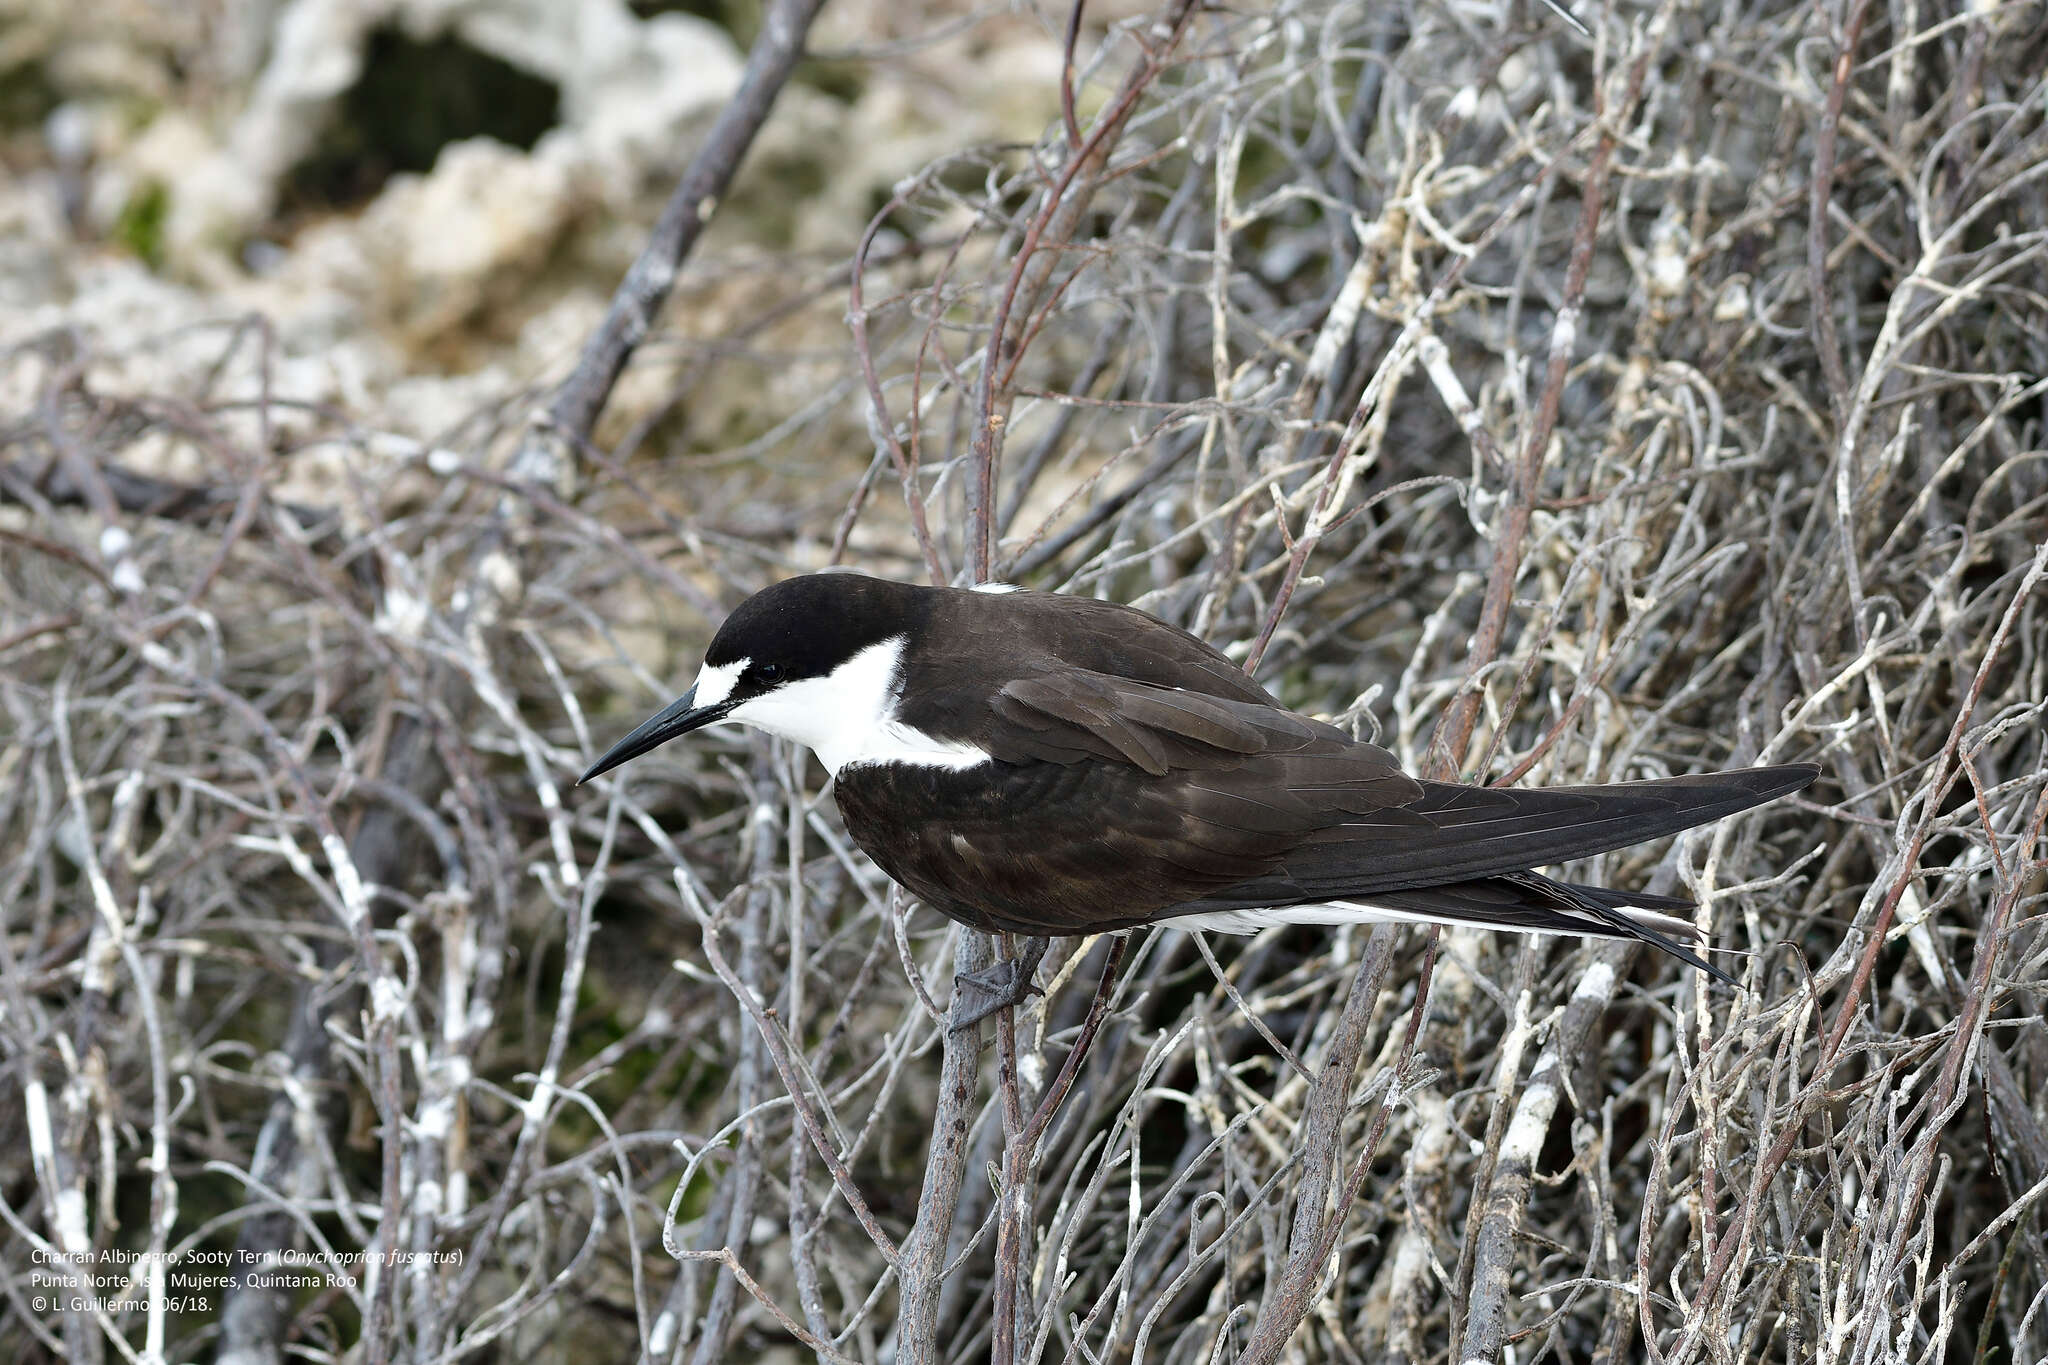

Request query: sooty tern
[{"left": 580, "top": 573, "right": 1817, "bottom": 1015}]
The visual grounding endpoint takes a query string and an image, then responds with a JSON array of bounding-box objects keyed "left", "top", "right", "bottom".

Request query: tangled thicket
[{"left": 4, "top": 1, "right": 2046, "bottom": 1363}]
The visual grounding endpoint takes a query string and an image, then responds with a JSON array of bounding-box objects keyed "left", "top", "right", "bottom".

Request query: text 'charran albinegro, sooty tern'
[{"left": 579, "top": 572, "right": 1818, "bottom": 1013}]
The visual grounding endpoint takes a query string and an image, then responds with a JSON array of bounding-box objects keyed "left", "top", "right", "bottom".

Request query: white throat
[{"left": 707, "top": 636, "right": 991, "bottom": 776}]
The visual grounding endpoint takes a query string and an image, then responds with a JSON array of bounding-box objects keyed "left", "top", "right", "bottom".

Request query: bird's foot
[{"left": 949, "top": 937, "right": 1048, "bottom": 1031}]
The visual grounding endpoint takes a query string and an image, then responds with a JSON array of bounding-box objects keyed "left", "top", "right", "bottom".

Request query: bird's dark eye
[{"left": 756, "top": 662, "right": 783, "bottom": 683}]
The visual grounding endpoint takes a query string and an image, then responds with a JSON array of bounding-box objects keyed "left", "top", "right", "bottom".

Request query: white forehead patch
[
  {"left": 723, "top": 636, "right": 989, "bottom": 776},
  {"left": 970, "top": 582, "right": 1023, "bottom": 594},
  {"left": 691, "top": 657, "right": 747, "bottom": 710}
]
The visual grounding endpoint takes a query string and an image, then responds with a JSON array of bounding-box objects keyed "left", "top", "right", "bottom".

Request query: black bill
[{"left": 578, "top": 686, "right": 729, "bottom": 784}]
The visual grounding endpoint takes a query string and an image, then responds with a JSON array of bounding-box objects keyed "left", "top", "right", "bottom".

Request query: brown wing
[
  {"left": 833, "top": 667, "right": 1427, "bottom": 933},
  {"left": 983, "top": 670, "right": 1407, "bottom": 776},
  {"left": 849, "top": 586, "right": 1816, "bottom": 939},
  {"left": 988, "top": 591, "right": 1279, "bottom": 706},
  {"left": 834, "top": 660, "right": 1817, "bottom": 935}
]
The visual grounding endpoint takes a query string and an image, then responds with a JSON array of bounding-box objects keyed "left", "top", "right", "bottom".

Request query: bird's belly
[{"left": 831, "top": 760, "right": 1276, "bottom": 936}]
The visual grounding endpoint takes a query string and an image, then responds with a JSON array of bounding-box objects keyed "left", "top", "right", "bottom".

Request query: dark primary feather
[
  {"left": 1329, "top": 873, "right": 1734, "bottom": 982},
  {"left": 822, "top": 580, "right": 1818, "bottom": 972},
  {"left": 1168, "top": 766, "right": 1819, "bottom": 914},
  {"left": 1361, "top": 875, "right": 1695, "bottom": 930}
]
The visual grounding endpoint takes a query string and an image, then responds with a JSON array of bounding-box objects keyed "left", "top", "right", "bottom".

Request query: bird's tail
[{"left": 1165, "top": 875, "right": 1736, "bottom": 982}]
